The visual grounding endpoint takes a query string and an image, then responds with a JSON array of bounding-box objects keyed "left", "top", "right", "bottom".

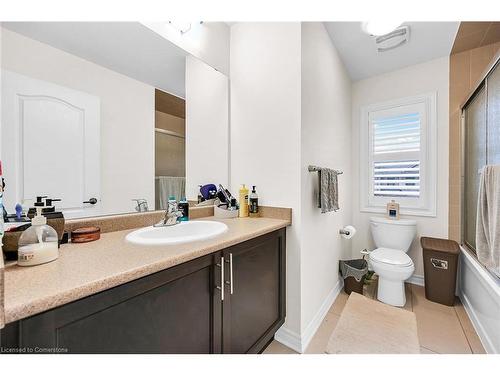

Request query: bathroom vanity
[
  {"left": 0, "top": 215, "right": 288, "bottom": 354},
  {"left": 0, "top": 22, "right": 290, "bottom": 355}
]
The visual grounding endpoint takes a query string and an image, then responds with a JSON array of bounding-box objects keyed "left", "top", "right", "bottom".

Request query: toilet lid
[{"left": 370, "top": 248, "right": 413, "bottom": 267}]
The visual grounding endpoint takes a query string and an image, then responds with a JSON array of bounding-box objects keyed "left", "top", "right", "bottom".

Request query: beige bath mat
[{"left": 326, "top": 292, "right": 420, "bottom": 354}]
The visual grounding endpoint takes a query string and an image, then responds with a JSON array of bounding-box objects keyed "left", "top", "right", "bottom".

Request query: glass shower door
[
  {"left": 488, "top": 62, "right": 500, "bottom": 164},
  {"left": 464, "top": 86, "right": 487, "bottom": 251}
]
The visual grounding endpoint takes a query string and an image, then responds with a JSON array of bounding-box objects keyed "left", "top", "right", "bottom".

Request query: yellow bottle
[{"left": 238, "top": 184, "right": 249, "bottom": 218}]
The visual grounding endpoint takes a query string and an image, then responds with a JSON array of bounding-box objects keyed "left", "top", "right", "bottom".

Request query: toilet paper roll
[{"left": 340, "top": 225, "right": 356, "bottom": 239}]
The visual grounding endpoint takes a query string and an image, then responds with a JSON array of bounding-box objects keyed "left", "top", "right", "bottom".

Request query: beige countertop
[{"left": 3, "top": 216, "right": 290, "bottom": 324}]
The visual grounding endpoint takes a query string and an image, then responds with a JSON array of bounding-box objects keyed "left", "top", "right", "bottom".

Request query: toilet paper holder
[{"left": 339, "top": 225, "right": 356, "bottom": 239}]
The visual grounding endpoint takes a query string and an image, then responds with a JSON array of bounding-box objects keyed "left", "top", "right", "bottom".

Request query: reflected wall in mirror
[
  {"left": 0, "top": 22, "right": 230, "bottom": 219},
  {"left": 155, "top": 89, "right": 186, "bottom": 210}
]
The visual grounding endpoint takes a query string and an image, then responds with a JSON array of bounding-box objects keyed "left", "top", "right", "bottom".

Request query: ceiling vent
[{"left": 375, "top": 26, "right": 410, "bottom": 52}]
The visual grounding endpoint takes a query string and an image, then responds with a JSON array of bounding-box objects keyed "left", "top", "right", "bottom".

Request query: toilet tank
[{"left": 370, "top": 216, "right": 417, "bottom": 252}]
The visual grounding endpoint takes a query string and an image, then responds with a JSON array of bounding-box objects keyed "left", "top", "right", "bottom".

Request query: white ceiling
[
  {"left": 323, "top": 22, "right": 460, "bottom": 81},
  {"left": 2, "top": 22, "right": 188, "bottom": 98},
  {"left": 3, "top": 22, "right": 461, "bottom": 91}
]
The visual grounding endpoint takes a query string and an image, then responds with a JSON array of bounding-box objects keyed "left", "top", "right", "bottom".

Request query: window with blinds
[
  {"left": 372, "top": 113, "right": 421, "bottom": 198},
  {"left": 360, "top": 93, "right": 437, "bottom": 216}
]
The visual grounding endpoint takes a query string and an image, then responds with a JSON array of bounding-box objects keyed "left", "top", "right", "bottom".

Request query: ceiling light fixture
[{"left": 362, "top": 21, "right": 404, "bottom": 36}]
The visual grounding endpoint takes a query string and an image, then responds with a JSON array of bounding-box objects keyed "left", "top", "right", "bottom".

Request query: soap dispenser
[
  {"left": 249, "top": 186, "right": 259, "bottom": 218},
  {"left": 17, "top": 207, "right": 59, "bottom": 266}
]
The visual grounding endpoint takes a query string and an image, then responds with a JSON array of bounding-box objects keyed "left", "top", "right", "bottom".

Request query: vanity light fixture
[{"left": 362, "top": 20, "right": 403, "bottom": 36}]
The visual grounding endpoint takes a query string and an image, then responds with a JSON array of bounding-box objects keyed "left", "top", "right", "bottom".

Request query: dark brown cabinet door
[
  {"left": 221, "top": 229, "right": 286, "bottom": 353},
  {"left": 1, "top": 229, "right": 286, "bottom": 354},
  {"left": 3, "top": 253, "right": 221, "bottom": 354}
]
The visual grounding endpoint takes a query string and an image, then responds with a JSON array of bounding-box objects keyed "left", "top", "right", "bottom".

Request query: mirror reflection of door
[
  {"left": 155, "top": 89, "right": 186, "bottom": 210},
  {"left": 1, "top": 70, "right": 101, "bottom": 218}
]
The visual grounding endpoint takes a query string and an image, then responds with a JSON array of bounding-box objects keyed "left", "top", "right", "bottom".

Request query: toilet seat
[{"left": 370, "top": 247, "right": 413, "bottom": 267}]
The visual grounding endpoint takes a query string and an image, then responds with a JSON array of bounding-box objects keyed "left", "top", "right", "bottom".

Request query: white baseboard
[
  {"left": 273, "top": 326, "right": 302, "bottom": 353},
  {"left": 300, "top": 279, "right": 343, "bottom": 352},
  {"left": 275, "top": 279, "right": 343, "bottom": 353},
  {"left": 407, "top": 274, "right": 425, "bottom": 286}
]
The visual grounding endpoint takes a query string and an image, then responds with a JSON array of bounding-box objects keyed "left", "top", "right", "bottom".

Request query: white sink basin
[{"left": 125, "top": 220, "right": 228, "bottom": 246}]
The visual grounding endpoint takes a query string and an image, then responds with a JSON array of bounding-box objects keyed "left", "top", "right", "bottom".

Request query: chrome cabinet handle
[
  {"left": 216, "top": 257, "right": 224, "bottom": 301},
  {"left": 225, "top": 253, "right": 234, "bottom": 295}
]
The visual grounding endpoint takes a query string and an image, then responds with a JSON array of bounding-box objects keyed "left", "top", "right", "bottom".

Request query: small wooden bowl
[{"left": 71, "top": 227, "right": 101, "bottom": 243}]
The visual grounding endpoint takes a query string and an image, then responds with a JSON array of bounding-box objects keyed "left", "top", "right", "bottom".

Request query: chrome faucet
[
  {"left": 154, "top": 200, "right": 182, "bottom": 227},
  {"left": 132, "top": 199, "right": 149, "bottom": 212}
]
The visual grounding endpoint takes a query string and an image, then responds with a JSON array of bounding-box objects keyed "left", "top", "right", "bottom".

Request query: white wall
[
  {"left": 230, "top": 22, "right": 353, "bottom": 352},
  {"left": 351, "top": 57, "right": 450, "bottom": 278},
  {"left": 185, "top": 55, "right": 229, "bottom": 200},
  {"left": 300, "top": 22, "right": 352, "bottom": 343},
  {"left": 143, "top": 22, "right": 230, "bottom": 76},
  {"left": 230, "top": 22, "right": 303, "bottom": 335},
  {"left": 1, "top": 28, "right": 155, "bottom": 216}
]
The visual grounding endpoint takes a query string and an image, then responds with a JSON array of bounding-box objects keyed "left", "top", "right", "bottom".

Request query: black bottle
[{"left": 249, "top": 186, "right": 259, "bottom": 217}]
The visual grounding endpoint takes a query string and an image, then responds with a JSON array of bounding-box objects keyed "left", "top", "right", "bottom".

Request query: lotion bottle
[{"left": 238, "top": 184, "right": 249, "bottom": 218}]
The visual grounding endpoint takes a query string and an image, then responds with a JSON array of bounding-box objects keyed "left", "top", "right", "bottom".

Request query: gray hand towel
[
  {"left": 476, "top": 165, "right": 500, "bottom": 277},
  {"left": 317, "top": 168, "right": 339, "bottom": 213}
]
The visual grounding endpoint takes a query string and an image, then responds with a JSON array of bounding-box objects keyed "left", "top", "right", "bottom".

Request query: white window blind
[
  {"left": 372, "top": 113, "right": 421, "bottom": 198},
  {"left": 360, "top": 93, "right": 437, "bottom": 217}
]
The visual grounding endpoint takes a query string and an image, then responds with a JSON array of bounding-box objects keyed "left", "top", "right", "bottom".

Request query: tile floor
[{"left": 263, "top": 282, "right": 486, "bottom": 354}]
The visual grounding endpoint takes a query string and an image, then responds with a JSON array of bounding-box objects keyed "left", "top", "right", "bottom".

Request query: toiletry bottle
[
  {"left": 230, "top": 198, "right": 238, "bottom": 211},
  {"left": 15, "top": 203, "right": 23, "bottom": 221},
  {"left": 386, "top": 200, "right": 400, "bottom": 219},
  {"left": 197, "top": 185, "right": 204, "bottom": 204},
  {"left": 238, "top": 184, "right": 249, "bottom": 218},
  {"left": 27, "top": 197, "right": 65, "bottom": 244},
  {"left": 168, "top": 195, "right": 178, "bottom": 212},
  {"left": 249, "top": 186, "right": 259, "bottom": 218},
  {"left": 178, "top": 198, "right": 189, "bottom": 221},
  {"left": 18, "top": 207, "right": 59, "bottom": 266}
]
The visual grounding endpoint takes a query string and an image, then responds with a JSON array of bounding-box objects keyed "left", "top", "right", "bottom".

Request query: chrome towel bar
[{"left": 308, "top": 165, "right": 343, "bottom": 174}]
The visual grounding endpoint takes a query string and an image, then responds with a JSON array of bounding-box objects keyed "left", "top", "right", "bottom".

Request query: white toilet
[{"left": 369, "top": 216, "right": 417, "bottom": 307}]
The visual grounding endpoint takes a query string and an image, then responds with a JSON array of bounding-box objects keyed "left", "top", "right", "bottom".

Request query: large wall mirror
[{"left": 0, "top": 22, "right": 229, "bottom": 219}]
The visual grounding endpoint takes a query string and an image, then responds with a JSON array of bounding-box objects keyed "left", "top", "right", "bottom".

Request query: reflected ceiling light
[
  {"left": 362, "top": 21, "right": 403, "bottom": 36},
  {"left": 168, "top": 21, "right": 192, "bottom": 34}
]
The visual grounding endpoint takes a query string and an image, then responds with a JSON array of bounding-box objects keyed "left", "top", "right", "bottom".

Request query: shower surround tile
[{"left": 449, "top": 36, "right": 500, "bottom": 241}]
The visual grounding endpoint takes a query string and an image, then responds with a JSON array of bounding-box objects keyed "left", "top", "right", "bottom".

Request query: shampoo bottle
[
  {"left": 249, "top": 186, "right": 259, "bottom": 218},
  {"left": 238, "top": 184, "right": 249, "bottom": 218}
]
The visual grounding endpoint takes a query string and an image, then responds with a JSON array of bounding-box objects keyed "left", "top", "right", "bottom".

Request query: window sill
[{"left": 360, "top": 205, "right": 437, "bottom": 218}]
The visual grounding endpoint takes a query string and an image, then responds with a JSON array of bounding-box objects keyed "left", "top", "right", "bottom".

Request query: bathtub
[{"left": 459, "top": 246, "right": 500, "bottom": 353}]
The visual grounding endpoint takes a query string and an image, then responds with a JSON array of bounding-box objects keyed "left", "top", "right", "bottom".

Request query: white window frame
[{"left": 359, "top": 92, "right": 437, "bottom": 217}]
